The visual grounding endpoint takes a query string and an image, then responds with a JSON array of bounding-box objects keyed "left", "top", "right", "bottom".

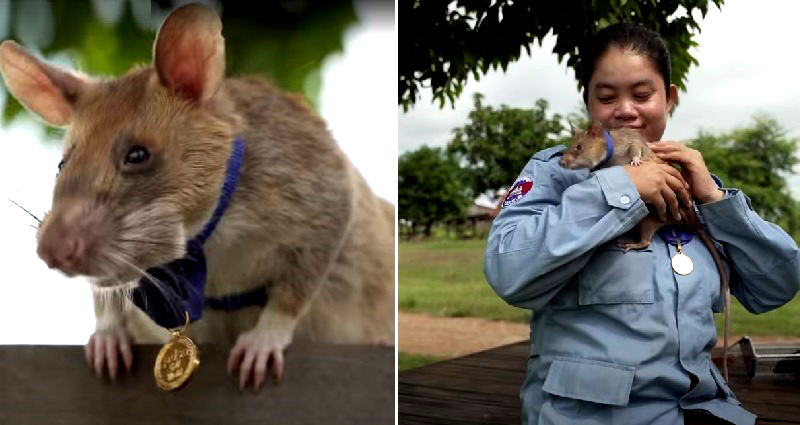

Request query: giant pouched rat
[
  {"left": 560, "top": 121, "right": 732, "bottom": 380},
  {"left": 0, "top": 3, "right": 394, "bottom": 390}
]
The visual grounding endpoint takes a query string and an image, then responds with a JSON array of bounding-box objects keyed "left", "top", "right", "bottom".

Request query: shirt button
[{"left": 620, "top": 195, "right": 631, "bottom": 204}]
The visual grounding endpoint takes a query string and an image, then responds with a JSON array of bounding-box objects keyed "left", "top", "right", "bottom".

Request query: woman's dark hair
[{"left": 580, "top": 22, "right": 672, "bottom": 104}]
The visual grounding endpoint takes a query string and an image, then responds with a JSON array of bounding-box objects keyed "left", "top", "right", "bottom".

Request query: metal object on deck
[{"left": 738, "top": 336, "right": 800, "bottom": 378}]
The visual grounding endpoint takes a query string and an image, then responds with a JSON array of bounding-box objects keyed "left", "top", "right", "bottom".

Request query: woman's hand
[
  {"left": 649, "top": 141, "right": 723, "bottom": 204},
  {"left": 623, "top": 161, "right": 692, "bottom": 222}
]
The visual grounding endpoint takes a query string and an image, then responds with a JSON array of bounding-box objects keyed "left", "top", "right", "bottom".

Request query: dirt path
[
  {"left": 399, "top": 311, "right": 800, "bottom": 358},
  {"left": 399, "top": 311, "right": 529, "bottom": 358}
]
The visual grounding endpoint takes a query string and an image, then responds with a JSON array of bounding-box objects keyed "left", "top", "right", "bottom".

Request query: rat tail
[{"left": 697, "top": 227, "right": 731, "bottom": 381}]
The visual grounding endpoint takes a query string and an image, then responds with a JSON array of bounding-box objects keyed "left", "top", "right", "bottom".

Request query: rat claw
[
  {"left": 106, "top": 341, "right": 119, "bottom": 381},
  {"left": 120, "top": 340, "right": 133, "bottom": 373},
  {"left": 86, "top": 326, "right": 134, "bottom": 380},
  {"left": 238, "top": 350, "right": 256, "bottom": 391},
  {"left": 227, "top": 344, "right": 245, "bottom": 376},
  {"left": 253, "top": 351, "right": 269, "bottom": 391},
  {"left": 229, "top": 325, "right": 292, "bottom": 391},
  {"left": 92, "top": 338, "right": 106, "bottom": 377},
  {"left": 273, "top": 350, "right": 285, "bottom": 383},
  {"left": 85, "top": 335, "right": 95, "bottom": 366}
]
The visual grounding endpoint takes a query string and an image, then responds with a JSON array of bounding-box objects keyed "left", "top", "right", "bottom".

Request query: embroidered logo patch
[{"left": 502, "top": 176, "right": 534, "bottom": 208}]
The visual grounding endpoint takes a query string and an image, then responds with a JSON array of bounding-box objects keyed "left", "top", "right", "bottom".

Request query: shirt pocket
[
  {"left": 542, "top": 356, "right": 636, "bottom": 406},
  {"left": 576, "top": 243, "right": 655, "bottom": 305}
]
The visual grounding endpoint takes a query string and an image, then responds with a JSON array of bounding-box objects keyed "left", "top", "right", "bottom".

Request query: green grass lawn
[
  {"left": 399, "top": 239, "right": 531, "bottom": 322},
  {"left": 398, "top": 352, "right": 445, "bottom": 372},
  {"left": 399, "top": 239, "right": 800, "bottom": 336}
]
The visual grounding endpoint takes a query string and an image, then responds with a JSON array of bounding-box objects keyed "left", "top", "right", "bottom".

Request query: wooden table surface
[
  {"left": 0, "top": 343, "right": 394, "bottom": 425},
  {"left": 399, "top": 341, "right": 800, "bottom": 424}
]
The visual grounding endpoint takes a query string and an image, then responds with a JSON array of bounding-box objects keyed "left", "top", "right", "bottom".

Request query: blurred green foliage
[
  {"left": 1, "top": 0, "right": 356, "bottom": 130},
  {"left": 400, "top": 0, "right": 724, "bottom": 110},
  {"left": 688, "top": 116, "right": 800, "bottom": 240},
  {"left": 447, "top": 93, "right": 566, "bottom": 196},
  {"left": 399, "top": 145, "right": 472, "bottom": 237}
]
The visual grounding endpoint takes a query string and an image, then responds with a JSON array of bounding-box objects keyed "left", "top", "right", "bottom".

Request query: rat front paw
[
  {"left": 85, "top": 326, "right": 134, "bottom": 381},
  {"left": 227, "top": 327, "right": 293, "bottom": 391},
  {"left": 616, "top": 239, "right": 651, "bottom": 251},
  {"left": 630, "top": 157, "right": 642, "bottom": 166}
]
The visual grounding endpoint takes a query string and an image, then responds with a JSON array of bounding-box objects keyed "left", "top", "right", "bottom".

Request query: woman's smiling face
[{"left": 586, "top": 45, "right": 678, "bottom": 143}]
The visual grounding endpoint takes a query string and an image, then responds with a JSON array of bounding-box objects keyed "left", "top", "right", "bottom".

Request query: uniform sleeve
[
  {"left": 483, "top": 153, "right": 649, "bottom": 310},
  {"left": 698, "top": 189, "right": 800, "bottom": 313}
]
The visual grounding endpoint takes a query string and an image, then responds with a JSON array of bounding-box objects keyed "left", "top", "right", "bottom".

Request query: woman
[{"left": 484, "top": 23, "right": 799, "bottom": 425}]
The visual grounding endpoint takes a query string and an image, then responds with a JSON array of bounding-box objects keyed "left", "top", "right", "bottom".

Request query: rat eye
[
  {"left": 576, "top": 145, "right": 582, "bottom": 151},
  {"left": 57, "top": 158, "right": 66, "bottom": 171},
  {"left": 124, "top": 145, "right": 150, "bottom": 165}
]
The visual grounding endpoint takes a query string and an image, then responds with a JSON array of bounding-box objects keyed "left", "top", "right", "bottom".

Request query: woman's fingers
[
  {"left": 663, "top": 172, "right": 693, "bottom": 208},
  {"left": 625, "top": 162, "right": 695, "bottom": 217},
  {"left": 655, "top": 164, "right": 691, "bottom": 206},
  {"left": 658, "top": 164, "right": 688, "bottom": 187},
  {"left": 653, "top": 150, "right": 684, "bottom": 163},
  {"left": 651, "top": 188, "right": 667, "bottom": 222},
  {"left": 651, "top": 142, "right": 694, "bottom": 167},
  {"left": 649, "top": 141, "right": 684, "bottom": 154},
  {"left": 660, "top": 182, "right": 681, "bottom": 221}
]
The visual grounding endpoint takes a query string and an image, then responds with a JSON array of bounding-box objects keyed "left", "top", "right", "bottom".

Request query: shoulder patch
[
  {"left": 502, "top": 176, "right": 534, "bottom": 208},
  {"left": 533, "top": 145, "right": 567, "bottom": 161}
]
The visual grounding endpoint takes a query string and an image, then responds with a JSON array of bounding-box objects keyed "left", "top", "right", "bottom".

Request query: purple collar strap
[
  {"left": 592, "top": 130, "right": 615, "bottom": 170},
  {"left": 657, "top": 226, "right": 695, "bottom": 246},
  {"left": 131, "top": 137, "right": 265, "bottom": 329}
]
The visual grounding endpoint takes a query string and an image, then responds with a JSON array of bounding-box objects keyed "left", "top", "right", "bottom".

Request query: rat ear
[
  {"left": 0, "top": 41, "right": 85, "bottom": 126},
  {"left": 588, "top": 121, "right": 604, "bottom": 137},
  {"left": 569, "top": 120, "right": 580, "bottom": 136},
  {"left": 153, "top": 3, "right": 225, "bottom": 104}
]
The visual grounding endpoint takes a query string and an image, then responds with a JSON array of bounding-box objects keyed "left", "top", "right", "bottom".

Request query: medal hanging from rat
[
  {"left": 671, "top": 229, "right": 694, "bottom": 275},
  {"left": 139, "top": 137, "right": 245, "bottom": 391},
  {"left": 154, "top": 311, "right": 200, "bottom": 391}
]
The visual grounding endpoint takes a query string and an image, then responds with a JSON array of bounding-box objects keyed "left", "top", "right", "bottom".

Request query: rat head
[
  {"left": 560, "top": 121, "right": 608, "bottom": 169},
  {"left": 0, "top": 4, "right": 238, "bottom": 286}
]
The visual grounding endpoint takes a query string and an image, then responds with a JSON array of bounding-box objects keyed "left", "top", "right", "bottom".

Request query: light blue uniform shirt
[{"left": 484, "top": 145, "right": 800, "bottom": 425}]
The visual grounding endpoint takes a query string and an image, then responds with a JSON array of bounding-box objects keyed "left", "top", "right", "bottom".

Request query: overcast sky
[{"left": 399, "top": 0, "right": 800, "bottom": 158}]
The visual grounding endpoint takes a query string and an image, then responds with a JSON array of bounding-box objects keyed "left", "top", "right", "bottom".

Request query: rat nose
[
  {"left": 39, "top": 229, "right": 86, "bottom": 273},
  {"left": 37, "top": 199, "right": 93, "bottom": 275}
]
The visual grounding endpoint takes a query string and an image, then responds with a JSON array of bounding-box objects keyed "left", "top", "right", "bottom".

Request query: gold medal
[
  {"left": 671, "top": 233, "right": 694, "bottom": 276},
  {"left": 154, "top": 311, "right": 200, "bottom": 391}
]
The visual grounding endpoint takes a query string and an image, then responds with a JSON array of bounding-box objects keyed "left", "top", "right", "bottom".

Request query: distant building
[{"left": 466, "top": 188, "right": 507, "bottom": 235}]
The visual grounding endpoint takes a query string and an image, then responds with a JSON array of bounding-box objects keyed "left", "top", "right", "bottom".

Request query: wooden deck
[
  {"left": 399, "top": 341, "right": 800, "bottom": 424},
  {"left": 0, "top": 343, "right": 394, "bottom": 425}
]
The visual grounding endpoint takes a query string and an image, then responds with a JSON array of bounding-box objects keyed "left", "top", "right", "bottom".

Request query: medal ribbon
[{"left": 132, "top": 136, "right": 247, "bottom": 329}]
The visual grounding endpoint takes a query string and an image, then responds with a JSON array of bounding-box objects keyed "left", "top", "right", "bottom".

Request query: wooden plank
[
  {"left": 400, "top": 341, "right": 800, "bottom": 425},
  {"left": 400, "top": 384, "right": 520, "bottom": 408},
  {"left": 0, "top": 344, "right": 394, "bottom": 425}
]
